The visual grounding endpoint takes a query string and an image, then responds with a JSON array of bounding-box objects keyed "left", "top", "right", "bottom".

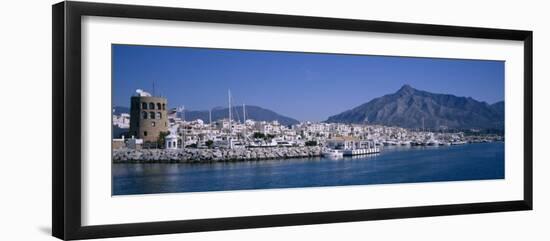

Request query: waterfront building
[
  {"left": 165, "top": 133, "right": 178, "bottom": 149},
  {"left": 112, "top": 136, "right": 125, "bottom": 149},
  {"left": 127, "top": 136, "right": 143, "bottom": 149},
  {"left": 129, "top": 89, "right": 169, "bottom": 144}
]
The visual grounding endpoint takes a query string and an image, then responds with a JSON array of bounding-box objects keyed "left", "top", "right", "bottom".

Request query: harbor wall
[{"left": 113, "top": 146, "right": 322, "bottom": 163}]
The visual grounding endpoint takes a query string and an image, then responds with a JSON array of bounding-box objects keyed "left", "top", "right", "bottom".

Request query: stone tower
[{"left": 129, "top": 89, "right": 168, "bottom": 144}]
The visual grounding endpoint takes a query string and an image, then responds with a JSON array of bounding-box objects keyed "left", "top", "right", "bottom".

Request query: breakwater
[{"left": 113, "top": 146, "right": 322, "bottom": 163}]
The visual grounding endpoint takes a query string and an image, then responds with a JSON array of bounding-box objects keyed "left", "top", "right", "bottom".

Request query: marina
[{"left": 113, "top": 88, "right": 503, "bottom": 163}]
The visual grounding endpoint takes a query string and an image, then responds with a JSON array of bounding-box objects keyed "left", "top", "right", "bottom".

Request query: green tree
[
  {"left": 253, "top": 132, "right": 265, "bottom": 139},
  {"left": 156, "top": 131, "right": 170, "bottom": 149},
  {"left": 186, "top": 143, "right": 198, "bottom": 148},
  {"left": 205, "top": 140, "right": 214, "bottom": 148},
  {"left": 305, "top": 140, "right": 318, "bottom": 146}
]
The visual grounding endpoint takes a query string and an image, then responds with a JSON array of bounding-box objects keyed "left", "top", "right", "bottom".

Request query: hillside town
[{"left": 112, "top": 89, "right": 503, "bottom": 162}]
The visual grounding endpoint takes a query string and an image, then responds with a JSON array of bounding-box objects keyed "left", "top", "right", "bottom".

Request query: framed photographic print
[{"left": 52, "top": 1, "right": 533, "bottom": 240}]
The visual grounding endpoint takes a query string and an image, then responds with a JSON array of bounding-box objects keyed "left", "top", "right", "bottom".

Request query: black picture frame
[{"left": 52, "top": 1, "right": 533, "bottom": 240}]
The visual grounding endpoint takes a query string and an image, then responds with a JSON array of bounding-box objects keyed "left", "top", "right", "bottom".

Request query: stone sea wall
[{"left": 113, "top": 146, "right": 323, "bottom": 163}]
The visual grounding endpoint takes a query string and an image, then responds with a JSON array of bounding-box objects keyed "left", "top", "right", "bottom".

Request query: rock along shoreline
[{"left": 113, "top": 146, "right": 323, "bottom": 163}]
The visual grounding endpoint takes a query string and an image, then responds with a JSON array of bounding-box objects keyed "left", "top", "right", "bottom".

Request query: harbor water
[{"left": 112, "top": 142, "right": 504, "bottom": 195}]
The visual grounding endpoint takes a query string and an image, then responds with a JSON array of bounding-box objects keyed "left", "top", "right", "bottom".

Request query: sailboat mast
[
  {"left": 208, "top": 108, "right": 212, "bottom": 143},
  {"left": 179, "top": 106, "right": 185, "bottom": 149},
  {"left": 228, "top": 89, "right": 232, "bottom": 134},
  {"left": 243, "top": 103, "right": 246, "bottom": 123},
  {"left": 228, "top": 89, "right": 233, "bottom": 149},
  {"left": 243, "top": 103, "right": 246, "bottom": 142},
  {"left": 422, "top": 117, "right": 426, "bottom": 131}
]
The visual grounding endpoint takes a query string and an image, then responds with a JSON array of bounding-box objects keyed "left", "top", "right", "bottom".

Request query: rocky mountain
[
  {"left": 326, "top": 85, "right": 504, "bottom": 130},
  {"left": 183, "top": 105, "right": 300, "bottom": 126},
  {"left": 490, "top": 101, "right": 505, "bottom": 117}
]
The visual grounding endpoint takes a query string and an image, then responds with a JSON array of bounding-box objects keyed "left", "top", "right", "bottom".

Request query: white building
[
  {"left": 127, "top": 136, "right": 143, "bottom": 149},
  {"left": 165, "top": 133, "right": 178, "bottom": 149},
  {"left": 113, "top": 113, "right": 130, "bottom": 128}
]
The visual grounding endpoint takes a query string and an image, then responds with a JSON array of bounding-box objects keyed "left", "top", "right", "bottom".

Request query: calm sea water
[{"left": 112, "top": 142, "right": 504, "bottom": 195}]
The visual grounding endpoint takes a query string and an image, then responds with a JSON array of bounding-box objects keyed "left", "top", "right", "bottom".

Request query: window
[
  {"left": 142, "top": 102, "right": 147, "bottom": 109},
  {"left": 157, "top": 103, "right": 161, "bottom": 110},
  {"left": 149, "top": 112, "right": 155, "bottom": 119},
  {"left": 142, "top": 111, "right": 147, "bottom": 119},
  {"left": 162, "top": 103, "right": 166, "bottom": 110},
  {"left": 165, "top": 122, "right": 167, "bottom": 127},
  {"left": 143, "top": 131, "right": 148, "bottom": 136},
  {"left": 151, "top": 121, "right": 156, "bottom": 127},
  {"left": 149, "top": 102, "right": 155, "bottom": 109},
  {"left": 168, "top": 142, "right": 171, "bottom": 148},
  {"left": 156, "top": 112, "right": 162, "bottom": 119}
]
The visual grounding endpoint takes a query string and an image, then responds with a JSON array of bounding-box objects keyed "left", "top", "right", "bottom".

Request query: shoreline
[{"left": 112, "top": 142, "right": 502, "bottom": 164}]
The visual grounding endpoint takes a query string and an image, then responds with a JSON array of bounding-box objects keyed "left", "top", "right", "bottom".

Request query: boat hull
[{"left": 343, "top": 148, "right": 380, "bottom": 156}]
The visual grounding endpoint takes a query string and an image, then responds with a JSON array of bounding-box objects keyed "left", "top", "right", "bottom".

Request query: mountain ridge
[
  {"left": 326, "top": 84, "right": 504, "bottom": 130},
  {"left": 183, "top": 105, "right": 299, "bottom": 126},
  {"left": 113, "top": 105, "right": 299, "bottom": 126},
  {"left": 115, "top": 85, "right": 503, "bottom": 130}
]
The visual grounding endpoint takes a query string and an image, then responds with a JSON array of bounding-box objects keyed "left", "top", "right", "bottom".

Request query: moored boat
[
  {"left": 343, "top": 147, "right": 381, "bottom": 156},
  {"left": 451, "top": 141, "right": 467, "bottom": 145},
  {"left": 322, "top": 149, "right": 344, "bottom": 158}
]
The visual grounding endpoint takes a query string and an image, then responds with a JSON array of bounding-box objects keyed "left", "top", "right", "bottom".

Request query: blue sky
[{"left": 112, "top": 44, "right": 504, "bottom": 121}]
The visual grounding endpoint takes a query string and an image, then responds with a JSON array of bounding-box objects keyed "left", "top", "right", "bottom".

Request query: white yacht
[
  {"left": 343, "top": 147, "right": 380, "bottom": 156},
  {"left": 427, "top": 139, "right": 440, "bottom": 146},
  {"left": 322, "top": 149, "right": 344, "bottom": 158},
  {"left": 451, "top": 140, "right": 467, "bottom": 145}
]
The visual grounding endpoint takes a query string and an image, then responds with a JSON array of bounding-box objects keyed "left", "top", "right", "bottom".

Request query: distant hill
[
  {"left": 184, "top": 105, "right": 299, "bottom": 126},
  {"left": 326, "top": 85, "right": 504, "bottom": 130},
  {"left": 113, "top": 105, "right": 299, "bottom": 126}
]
